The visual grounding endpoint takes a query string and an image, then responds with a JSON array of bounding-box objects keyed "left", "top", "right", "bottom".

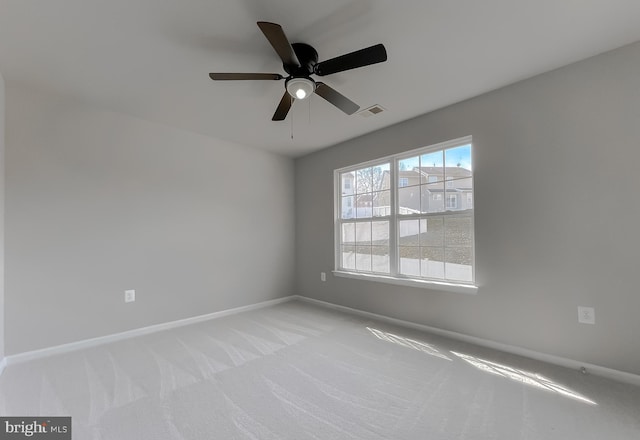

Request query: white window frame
[{"left": 334, "top": 136, "right": 476, "bottom": 294}]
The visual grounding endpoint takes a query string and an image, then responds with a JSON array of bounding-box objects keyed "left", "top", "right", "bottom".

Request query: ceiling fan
[{"left": 209, "top": 21, "right": 387, "bottom": 121}]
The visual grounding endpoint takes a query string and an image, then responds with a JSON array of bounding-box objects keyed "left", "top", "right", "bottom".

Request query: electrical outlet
[
  {"left": 578, "top": 306, "right": 595, "bottom": 324},
  {"left": 125, "top": 289, "right": 136, "bottom": 303},
  {"left": 320, "top": 272, "right": 326, "bottom": 282}
]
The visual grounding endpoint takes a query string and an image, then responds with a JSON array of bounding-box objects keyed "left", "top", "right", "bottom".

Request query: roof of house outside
[
  {"left": 397, "top": 170, "right": 422, "bottom": 178},
  {"left": 418, "top": 167, "right": 472, "bottom": 178}
]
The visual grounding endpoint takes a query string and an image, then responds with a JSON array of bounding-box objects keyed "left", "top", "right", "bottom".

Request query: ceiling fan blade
[
  {"left": 257, "top": 21, "right": 300, "bottom": 67},
  {"left": 315, "top": 82, "right": 359, "bottom": 115},
  {"left": 314, "top": 44, "right": 387, "bottom": 76},
  {"left": 272, "top": 91, "right": 293, "bottom": 121},
  {"left": 209, "top": 73, "right": 283, "bottom": 81}
]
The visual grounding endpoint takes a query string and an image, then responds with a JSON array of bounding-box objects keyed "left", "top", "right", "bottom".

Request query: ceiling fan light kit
[
  {"left": 209, "top": 21, "right": 387, "bottom": 121},
  {"left": 286, "top": 77, "right": 315, "bottom": 100}
]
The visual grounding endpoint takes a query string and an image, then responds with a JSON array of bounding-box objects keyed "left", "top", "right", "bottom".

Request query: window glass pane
[
  {"left": 355, "top": 246, "right": 371, "bottom": 271},
  {"left": 399, "top": 219, "right": 419, "bottom": 246},
  {"left": 421, "top": 247, "right": 445, "bottom": 279},
  {"left": 421, "top": 182, "right": 444, "bottom": 213},
  {"left": 371, "top": 246, "right": 390, "bottom": 273},
  {"left": 399, "top": 247, "right": 420, "bottom": 276},
  {"left": 444, "top": 214, "right": 473, "bottom": 279},
  {"left": 398, "top": 186, "right": 420, "bottom": 215},
  {"left": 445, "top": 215, "right": 473, "bottom": 247},
  {"left": 356, "top": 193, "right": 373, "bottom": 218},
  {"left": 445, "top": 192, "right": 459, "bottom": 211},
  {"left": 420, "top": 217, "right": 444, "bottom": 247},
  {"left": 420, "top": 150, "right": 444, "bottom": 169},
  {"left": 372, "top": 163, "right": 391, "bottom": 191},
  {"left": 445, "top": 144, "right": 472, "bottom": 171},
  {"left": 465, "top": 192, "right": 473, "bottom": 210},
  {"left": 445, "top": 246, "right": 472, "bottom": 266},
  {"left": 341, "top": 245, "right": 356, "bottom": 270},
  {"left": 341, "top": 172, "right": 355, "bottom": 195},
  {"left": 373, "top": 190, "right": 390, "bottom": 217},
  {"left": 445, "top": 247, "right": 473, "bottom": 282},
  {"left": 341, "top": 196, "right": 355, "bottom": 219},
  {"left": 398, "top": 171, "right": 421, "bottom": 187},
  {"left": 420, "top": 151, "right": 443, "bottom": 186},
  {"left": 443, "top": 174, "right": 472, "bottom": 195},
  {"left": 398, "top": 156, "right": 419, "bottom": 174},
  {"left": 341, "top": 222, "right": 355, "bottom": 244},
  {"left": 356, "top": 167, "right": 373, "bottom": 194},
  {"left": 355, "top": 222, "right": 372, "bottom": 245},
  {"left": 372, "top": 221, "right": 389, "bottom": 246}
]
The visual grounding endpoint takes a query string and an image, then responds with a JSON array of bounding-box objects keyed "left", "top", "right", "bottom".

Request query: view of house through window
[{"left": 336, "top": 137, "right": 474, "bottom": 284}]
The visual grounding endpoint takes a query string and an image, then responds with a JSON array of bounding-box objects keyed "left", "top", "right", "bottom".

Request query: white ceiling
[{"left": 2, "top": 1, "right": 640, "bottom": 157}]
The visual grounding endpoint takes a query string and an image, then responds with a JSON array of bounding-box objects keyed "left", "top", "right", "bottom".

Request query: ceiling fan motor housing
[{"left": 285, "top": 43, "right": 319, "bottom": 76}]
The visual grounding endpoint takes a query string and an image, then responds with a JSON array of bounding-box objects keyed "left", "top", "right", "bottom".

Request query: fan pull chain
[{"left": 290, "top": 95, "right": 294, "bottom": 140}]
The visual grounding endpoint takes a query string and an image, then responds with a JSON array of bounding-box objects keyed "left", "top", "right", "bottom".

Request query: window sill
[{"left": 332, "top": 271, "right": 478, "bottom": 295}]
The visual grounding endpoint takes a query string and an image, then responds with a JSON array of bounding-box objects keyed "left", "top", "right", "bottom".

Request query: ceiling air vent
[{"left": 358, "top": 105, "right": 386, "bottom": 118}]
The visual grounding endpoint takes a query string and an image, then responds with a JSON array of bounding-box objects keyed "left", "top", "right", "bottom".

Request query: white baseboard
[
  {"left": 294, "top": 295, "right": 640, "bottom": 387},
  {"left": 5, "top": 296, "right": 296, "bottom": 367}
]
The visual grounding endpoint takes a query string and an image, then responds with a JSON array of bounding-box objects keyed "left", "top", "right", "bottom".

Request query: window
[
  {"left": 335, "top": 136, "right": 474, "bottom": 287},
  {"left": 446, "top": 194, "right": 457, "bottom": 209}
]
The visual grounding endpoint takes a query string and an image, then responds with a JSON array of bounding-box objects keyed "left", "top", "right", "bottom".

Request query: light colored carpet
[{"left": 1, "top": 300, "right": 639, "bottom": 439}]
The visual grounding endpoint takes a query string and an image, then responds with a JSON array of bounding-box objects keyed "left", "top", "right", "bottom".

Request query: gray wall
[
  {"left": 5, "top": 85, "right": 295, "bottom": 355},
  {"left": 295, "top": 41, "right": 640, "bottom": 375},
  {"left": 0, "top": 72, "right": 5, "bottom": 359}
]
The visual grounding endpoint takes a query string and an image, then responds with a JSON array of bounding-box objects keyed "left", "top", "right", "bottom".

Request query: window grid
[{"left": 335, "top": 136, "right": 474, "bottom": 285}]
